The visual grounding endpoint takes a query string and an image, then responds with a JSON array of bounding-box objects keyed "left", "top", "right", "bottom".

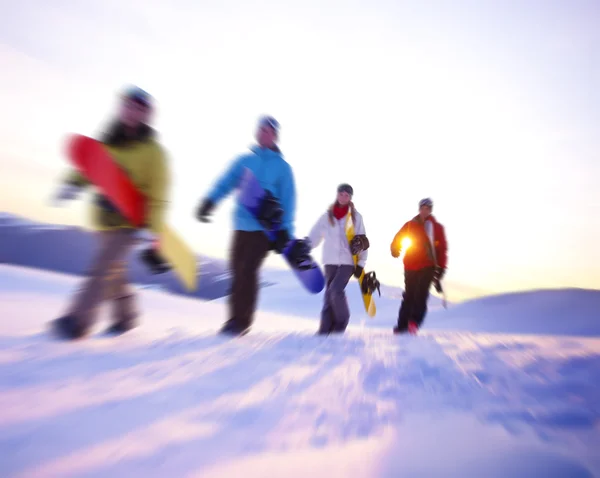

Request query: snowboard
[
  {"left": 344, "top": 212, "right": 376, "bottom": 317},
  {"left": 65, "top": 133, "right": 198, "bottom": 292},
  {"left": 237, "top": 167, "right": 325, "bottom": 294}
]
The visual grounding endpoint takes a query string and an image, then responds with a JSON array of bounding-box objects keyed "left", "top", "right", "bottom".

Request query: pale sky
[{"left": 0, "top": 0, "right": 599, "bottom": 301}]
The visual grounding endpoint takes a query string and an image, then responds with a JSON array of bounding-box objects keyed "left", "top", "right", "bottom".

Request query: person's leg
[
  {"left": 53, "top": 230, "right": 136, "bottom": 338},
  {"left": 395, "top": 270, "right": 418, "bottom": 333},
  {"left": 224, "top": 230, "right": 245, "bottom": 333},
  {"left": 412, "top": 266, "right": 435, "bottom": 329},
  {"left": 223, "top": 231, "right": 270, "bottom": 335},
  {"left": 329, "top": 265, "right": 355, "bottom": 333},
  {"left": 241, "top": 232, "right": 271, "bottom": 330},
  {"left": 318, "top": 266, "right": 338, "bottom": 335},
  {"left": 107, "top": 259, "right": 138, "bottom": 333}
]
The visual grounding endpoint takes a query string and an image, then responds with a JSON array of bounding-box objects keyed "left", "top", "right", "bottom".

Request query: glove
[
  {"left": 51, "top": 183, "right": 83, "bottom": 206},
  {"left": 133, "top": 228, "right": 169, "bottom": 274},
  {"left": 273, "top": 229, "right": 291, "bottom": 253},
  {"left": 391, "top": 247, "right": 400, "bottom": 258},
  {"left": 286, "top": 238, "right": 313, "bottom": 270},
  {"left": 353, "top": 265, "right": 364, "bottom": 279},
  {"left": 350, "top": 235, "right": 369, "bottom": 255},
  {"left": 196, "top": 198, "right": 215, "bottom": 223},
  {"left": 139, "top": 247, "right": 171, "bottom": 274},
  {"left": 432, "top": 277, "right": 443, "bottom": 293},
  {"left": 131, "top": 229, "right": 158, "bottom": 256},
  {"left": 257, "top": 191, "right": 283, "bottom": 230},
  {"left": 432, "top": 266, "right": 445, "bottom": 293}
]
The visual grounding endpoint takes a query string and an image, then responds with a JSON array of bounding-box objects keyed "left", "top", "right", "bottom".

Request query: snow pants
[
  {"left": 318, "top": 265, "right": 355, "bottom": 335},
  {"left": 224, "top": 230, "right": 271, "bottom": 333},
  {"left": 397, "top": 266, "right": 435, "bottom": 331},
  {"left": 66, "top": 229, "right": 137, "bottom": 329}
]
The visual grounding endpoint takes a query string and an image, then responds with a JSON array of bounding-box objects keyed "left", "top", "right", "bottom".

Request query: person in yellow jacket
[{"left": 50, "top": 86, "right": 170, "bottom": 339}]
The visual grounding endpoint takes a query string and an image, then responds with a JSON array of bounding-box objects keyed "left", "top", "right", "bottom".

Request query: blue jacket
[{"left": 206, "top": 145, "right": 296, "bottom": 236}]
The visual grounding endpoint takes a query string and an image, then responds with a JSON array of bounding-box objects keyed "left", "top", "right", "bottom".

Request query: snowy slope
[
  {"left": 427, "top": 288, "right": 600, "bottom": 337},
  {"left": 1, "top": 264, "right": 600, "bottom": 477},
  {"left": 0, "top": 212, "right": 234, "bottom": 300}
]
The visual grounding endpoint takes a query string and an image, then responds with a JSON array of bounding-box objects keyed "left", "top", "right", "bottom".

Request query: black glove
[
  {"left": 139, "top": 247, "right": 171, "bottom": 274},
  {"left": 353, "top": 265, "right": 364, "bottom": 278},
  {"left": 272, "top": 229, "right": 290, "bottom": 254},
  {"left": 257, "top": 191, "right": 283, "bottom": 230},
  {"left": 196, "top": 198, "right": 215, "bottom": 223},
  {"left": 287, "top": 238, "right": 313, "bottom": 270},
  {"left": 432, "top": 266, "right": 445, "bottom": 293}
]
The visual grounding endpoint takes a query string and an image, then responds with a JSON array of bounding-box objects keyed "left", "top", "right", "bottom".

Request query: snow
[
  {"left": 1, "top": 264, "right": 599, "bottom": 477},
  {"left": 426, "top": 288, "right": 600, "bottom": 337},
  {"left": 0, "top": 212, "right": 69, "bottom": 231},
  {"left": 0, "top": 213, "right": 37, "bottom": 228}
]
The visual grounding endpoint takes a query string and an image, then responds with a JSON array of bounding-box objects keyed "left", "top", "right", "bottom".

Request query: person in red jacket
[{"left": 390, "top": 198, "right": 448, "bottom": 334}]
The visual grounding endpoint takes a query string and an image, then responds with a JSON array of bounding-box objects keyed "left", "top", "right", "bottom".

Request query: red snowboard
[{"left": 66, "top": 134, "right": 145, "bottom": 226}]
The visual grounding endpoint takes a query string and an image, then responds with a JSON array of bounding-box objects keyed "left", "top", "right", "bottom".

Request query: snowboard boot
[
  {"left": 105, "top": 296, "right": 138, "bottom": 335},
  {"left": 218, "top": 320, "right": 250, "bottom": 337},
  {"left": 49, "top": 315, "right": 90, "bottom": 340},
  {"left": 105, "top": 320, "right": 137, "bottom": 336}
]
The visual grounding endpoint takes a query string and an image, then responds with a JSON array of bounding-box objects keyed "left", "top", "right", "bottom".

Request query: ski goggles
[
  {"left": 337, "top": 183, "right": 353, "bottom": 196},
  {"left": 122, "top": 86, "right": 152, "bottom": 108},
  {"left": 259, "top": 116, "right": 280, "bottom": 133}
]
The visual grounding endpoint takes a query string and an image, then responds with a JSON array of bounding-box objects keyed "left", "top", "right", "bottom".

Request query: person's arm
[
  {"left": 63, "top": 169, "right": 91, "bottom": 188},
  {"left": 145, "top": 145, "right": 170, "bottom": 235},
  {"left": 307, "top": 213, "right": 327, "bottom": 249},
  {"left": 435, "top": 223, "right": 448, "bottom": 274},
  {"left": 197, "top": 154, "right": 247, "bottom": 222},
  {"left": 390, "top": 221, "right": 409, "bottom": 257},
  {"left": 50, "top": 168, "right": 90, "bottom": 205},
  {"left": 206, "top": 155, "right": 247, "bottom": 205}
]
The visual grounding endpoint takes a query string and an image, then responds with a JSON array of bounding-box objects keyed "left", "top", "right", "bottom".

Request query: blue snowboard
[{"left": 238, "top": 167, "right": 325, "bottom": 294}]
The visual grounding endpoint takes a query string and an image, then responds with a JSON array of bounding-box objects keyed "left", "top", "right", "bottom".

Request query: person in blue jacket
[{"left": 196, "top": 115, "right": 304, "bottom": 336}]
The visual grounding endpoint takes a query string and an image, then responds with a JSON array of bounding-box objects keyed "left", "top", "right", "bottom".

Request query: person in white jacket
[{"left": 307, "top": 183, "right": 369, "bottom": 334}]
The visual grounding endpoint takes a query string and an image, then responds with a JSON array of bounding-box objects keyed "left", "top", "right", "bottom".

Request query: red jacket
[{"left": 390, "top": 214, "right": 448, "bottom": 271}]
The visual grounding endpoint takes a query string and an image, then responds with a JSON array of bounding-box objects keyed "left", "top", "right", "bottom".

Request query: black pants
[
  {"left": 225, "top": 230, "right": 270, "bottom": 332},
  {"left": 397, "top": 266, "right": 435, "bottom": 331}
]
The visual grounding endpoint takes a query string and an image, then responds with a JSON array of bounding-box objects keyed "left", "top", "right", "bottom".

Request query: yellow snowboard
[
  {"left": 158, "top": 224, "right": 198, "bottom": 292},
  {"left": 344, "top": 212, "right": 376, "bottom": 317}
]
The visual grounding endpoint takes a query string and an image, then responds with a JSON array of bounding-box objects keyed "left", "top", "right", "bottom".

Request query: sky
[{"left": 0, "top": 0, "right": 598, "bottom": 301}]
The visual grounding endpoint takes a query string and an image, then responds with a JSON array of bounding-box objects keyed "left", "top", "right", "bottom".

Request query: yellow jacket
[{"left": 64, "top": 138, "right": 169, "bottom": 235}]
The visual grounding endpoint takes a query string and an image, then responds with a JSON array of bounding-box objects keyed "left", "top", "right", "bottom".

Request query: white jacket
[{"left": 308, "top": 208, "right": 368, "bottom": 267}]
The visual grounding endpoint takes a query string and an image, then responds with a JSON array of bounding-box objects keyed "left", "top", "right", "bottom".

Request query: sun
[{"left": 401, "top": 237, "right": 412, "bottom": 251}]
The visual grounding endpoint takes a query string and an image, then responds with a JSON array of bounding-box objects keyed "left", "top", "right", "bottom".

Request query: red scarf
[{"left": 332, "top": 203, "right": 349, "bottom": 220}]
